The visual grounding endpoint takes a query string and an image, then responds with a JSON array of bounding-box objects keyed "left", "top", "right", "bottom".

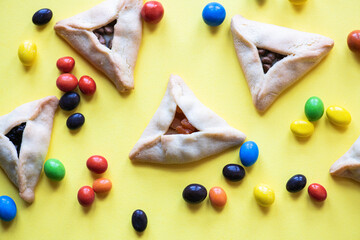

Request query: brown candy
[
  {"left": 166, "top": 106, "right": 198, "bottom": 134},
  {"left": 257, "top": 48, "right": 286, "bottom": 73}
]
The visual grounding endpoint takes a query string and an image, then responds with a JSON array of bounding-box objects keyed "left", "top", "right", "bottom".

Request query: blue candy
[
  {"left": 239, "top": 141, "right": 259, "bottom": 167},
  {"left": 202, "top": 2, "right": 226, "bottom": 26},
  {"left": 0, "top": 196, "right": 17, "bottom": 222}
]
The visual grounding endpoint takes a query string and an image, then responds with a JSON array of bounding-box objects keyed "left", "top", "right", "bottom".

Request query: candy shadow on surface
[
  {"left": 289, "top": 191, "right": 303, "bottom": 200},
  {"left": 256, "top": 0, "right": 266, "bottom": 6},
  {"left": 324, "top": 119, "right": 348, "bottom": 133},
  {"left": 1, "top": 220, "right": 14, "bottom": 229}
]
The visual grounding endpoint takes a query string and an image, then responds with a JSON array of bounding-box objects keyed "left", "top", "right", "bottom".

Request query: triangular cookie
[
  {"left": 54, "top": 0, "right": 142, "bottom": 92},
  {"left": 230, "top": 15, "right": 334, "bottom": 112},
  {"left": 330, "top": 136, "right": 360, "bottom": 182},
  {"left": 129, "top": 75, "right": 246, "bottom": 164},
  {"left": 0, "top": 96, "right": 58, "bottom": 203}
]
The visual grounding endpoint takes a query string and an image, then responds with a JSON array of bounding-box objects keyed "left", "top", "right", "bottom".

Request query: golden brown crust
[
  {"left": 231, "top": 15, "right": 334, "bottom": 112},
  {"left": 0, "top": 96, "right": 58, "bottom": 203},
  {"left": 129, "top": 75, "right": 246, "bottom": 164}
]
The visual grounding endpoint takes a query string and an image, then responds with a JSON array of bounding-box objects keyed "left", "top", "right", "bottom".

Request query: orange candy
[
  {"left": 209, "top": 186, "right": 227, "bottom": 207},
  {"left": 92, "top": 178, "right": 112, "bottom": 193}
]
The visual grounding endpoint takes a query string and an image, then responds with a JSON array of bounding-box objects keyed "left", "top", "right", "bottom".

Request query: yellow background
[{"left": 1, "top": 0, "right": 360, "bottom": 239}]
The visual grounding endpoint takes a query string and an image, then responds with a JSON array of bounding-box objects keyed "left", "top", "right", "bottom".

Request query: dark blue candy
[
  {"left": 66, "top": 113, "right": 85, "bottom": 130},
  {"left": 0, "top": 196, "right": 17, "bottom": 222},
  {"left": 239, "top": 141, "right": 259, "bottom": 167},
  {"left": 59, "top": 92, "right": 80, "bottom": 111},
  {"left": 222, "top": 164, "right": 245, "bottom": 182},
  {"left": 182, "top": 183, "right": 207, "bottom": 204},
  {"left": 32, "top": 8, "right": 53, "bottom": 26},
  {"left": 132, "top": 209, "right": 148, "bottom": 232},
  {"left": 202, "top": 2, "right": 226, "bottom": 27},
  {"left": 286, "top": 174, "right": 307, "bottom": 193}
]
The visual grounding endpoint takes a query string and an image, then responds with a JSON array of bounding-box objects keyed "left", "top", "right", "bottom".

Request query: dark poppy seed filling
[
  {"left": 165, "top": 106, "right": 198, "bottom": 135},
  {"left": 93, "top": 20, "right": 117, "bottom": 49},
  {"left": 5, "top": 123, "right": 26, "bottom": 156},
  {"left": 257, "top": 48, "right": 286, "bottom": 74}
]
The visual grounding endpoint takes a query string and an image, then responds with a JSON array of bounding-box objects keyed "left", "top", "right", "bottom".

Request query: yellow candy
[
  {"left": 254, "top": 184, "right": 275, "bottom": 207},
  {"left": 326, "top": 105, "right": 351, "bottom": 127},
  {"left": 289, "top": 0, "right": 307, "bottom": 5},
  {"left": 18, "top": 40, "right": 37, "bottom": 66},
  {"left": 290, "top": 120, "right": 314, "bottom": 138}
]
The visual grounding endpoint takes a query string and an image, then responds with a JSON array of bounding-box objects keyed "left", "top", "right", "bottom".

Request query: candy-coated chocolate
[
  {"left": 77, "top": 186, "right": 95, "bottom": 207},
  {"left": 56, "top": 73, "right": 78, "bottom": 92},
  {"left": 66, "top": 113, "right": 85, "bottom": 130},
  {"left": 87, "top": 155, "right": 108, "bottom": 174},
  {"left": 202, "top": 2, "right": 226, "bottom": 27},
  {"left": 79, "top": 76, "right": 96, "bottom": 95},
  {"left": 239, "top": 141, "right": 259, "bottom": 167},
  {"left": 182, "top": 184, "right": 207, "bottom": 204},
  {"left": 93, "top": 178, "right": 112, "bottom": 193},
  {"left": 288, "top": 0, "right": 307, "bottom": 5},
  {"left": 209, "top": 186, "right": 227, "bottom": 207},
  {"left": 18, "top": 41, "right": 37, "bottom": 66},
  {"left": 290, "top": 120, "right": 314, "bottom": 137},
  {"left": 141, "top": 1, "right": 164, "bottom": 24},
  {"left": 32, "top": 8, "right": 53, "bottom": 25},
  {"left": 305, "top": 96, "right": 324, "bottom": 121},
  {"left": 44, "top": 158, "right": 65, "bottom": 181},
  {"left": 56, "top": 56, "right": 75, "bottom": 73},
  {"left": 0, "top": 196, "right": 17, "bottom": 222},
  {"left": 132, "top": 209, "right": 148, "bottom": 232},
  {"left": 347, "top": 30, "right": 360, "bottom": 53},
  {"left": 59, "top": 92, "right": 80, "bottom": 111},
  {"left": 308, "top": 183, "right": 327, "bottom": 202},
  {"left": 222, "top": 164, "right": 245, "bottom": 181},
  {"left": 326, "top": 105, "right": 351, "bottom": 127},
  {"left": 286, "top": 174, "right": 307, "bottom": 193},
  {"left": 254, "top": 184, "right": 275, "bottom": 207}
]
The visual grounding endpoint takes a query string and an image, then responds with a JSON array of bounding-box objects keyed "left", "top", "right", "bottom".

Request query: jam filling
[
  {"left": 257, "top": 48, "right": 286, "bottom": 74},
  {"left": 93, "top": 20, "right": 117, "bottom": 49},
  {"left": 5, "top": 122, "right": 26, "bottom": 156},
  {"left": 165, "top": 107, "right": 198, "bottom": 135}
]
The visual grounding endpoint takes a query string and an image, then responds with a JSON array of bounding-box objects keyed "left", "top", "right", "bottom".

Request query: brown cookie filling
[
  {"left": 257, "top": 48, "right": 286, "bottom": 73},
  {"left": 5, "top": 122, "right": 26, "bottom": 156},
  {"left": 93, "top": 20, "right": 117, "bottom": 49},
  {"left": 166, "top": 107, "right": 198, "bottom": 135}
]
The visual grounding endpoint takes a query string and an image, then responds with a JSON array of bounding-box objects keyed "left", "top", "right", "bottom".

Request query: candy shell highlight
[
  {"left": 326, "top": 105, "right": 351, "bottom": 127},
  {"left": 18, "top": 40, "right": 37, "bottom": 66},
  {"left": 254, "top": 184, "right": 275, "bottom": 207},
  {"left": 290, "top": 120, "right": 314, "bottom": 138}
]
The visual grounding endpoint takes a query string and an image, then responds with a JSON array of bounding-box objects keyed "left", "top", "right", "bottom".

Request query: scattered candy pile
[
  {"left": 56, "top": 56, "right": 96, "bottom": 130},
  {"left": 77, "top": 155, "right": 112, "bottom": 207},
  {"left": 290, "top": 96, "right": 351, "bottom": 138}
]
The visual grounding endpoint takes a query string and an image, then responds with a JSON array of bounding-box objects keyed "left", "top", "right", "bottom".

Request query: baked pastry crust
[
  {"left": 129, "top": 75, "right": 246, "bottom": 164},
  {"left": 0, "top": 96, "right": 58, "bottom": 203},
  {"left": 54, "top": 0, "right": 142, "bottom": 92},
  {"left": 330, "top": 136, "right": 360, "bottom": 182},
  {"left": 230, "top": 15, "right": 334, "bottom": 112}
]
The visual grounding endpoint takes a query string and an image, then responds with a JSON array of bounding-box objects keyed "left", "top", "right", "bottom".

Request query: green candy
[
  {"left": 304, "top": 96, "right": 324, "bottom": 121},
  {"left": 44, "top": 159, "right": 65, "bottom": 181}
]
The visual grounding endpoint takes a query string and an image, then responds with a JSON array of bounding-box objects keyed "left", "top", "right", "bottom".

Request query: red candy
[
  {"left": 87, "top": 155, "right": 108, "bottom": 174},
  {"left": 56, "top": 56, "right": 75, "bottom": 73},
  {"left": 347, "top": 30, "right": 360, "bottom": 53},
  {"left": 79, "top": 75, "right": 96, "bottom": 95},
  {"left": 56, "top": 73, "right": 78, "bottom": 92},
  {"left": 77, "top": 186, "right": 95, "bottom": 206},
  {"left": 141, "top": 1, "right": 164, "bottom": 24},
  {"left": 308, "top": 183, "right": 327, "bottom": 202}
]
